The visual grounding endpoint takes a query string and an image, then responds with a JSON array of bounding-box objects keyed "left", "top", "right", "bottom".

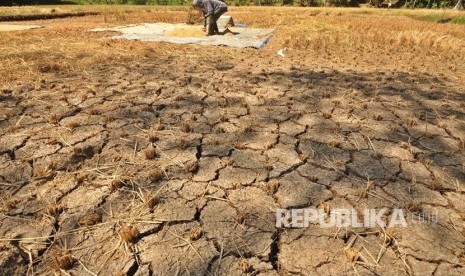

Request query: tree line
[{"left": 0, "top": 0, "right": 462, "bottom": 9}]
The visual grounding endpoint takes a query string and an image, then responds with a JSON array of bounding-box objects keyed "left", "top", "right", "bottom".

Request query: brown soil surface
[
  {"left": 0, "top": 24, "right": 43, "bottom": 31},
  {"left": 1, "top": 6, "right": 465, "bottom": 276}
]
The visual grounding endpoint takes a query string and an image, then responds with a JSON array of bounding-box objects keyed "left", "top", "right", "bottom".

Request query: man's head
[{"left": 192, "top": 0, "right": 203, "bottom": 9}]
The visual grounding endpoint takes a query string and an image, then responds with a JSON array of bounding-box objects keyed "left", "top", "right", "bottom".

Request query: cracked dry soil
[{"left": 1, "top": 12, "right": 465, "bottom": 276}]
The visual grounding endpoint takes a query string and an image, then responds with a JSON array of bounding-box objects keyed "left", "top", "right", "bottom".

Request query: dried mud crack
[{"left": 2, "top": 62, "right": 465, "bottom": 275}]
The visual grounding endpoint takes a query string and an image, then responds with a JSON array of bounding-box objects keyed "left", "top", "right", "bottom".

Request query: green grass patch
[
  {"left": 451, "top": 15, "right": 465, "bottom": 24},
  {"left": 405, "top": 11, "right": 465, "bottom": 25}
]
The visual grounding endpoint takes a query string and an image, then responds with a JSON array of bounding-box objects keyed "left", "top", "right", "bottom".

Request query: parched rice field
[{"left": 1, "top": 5, "right": 465, "bottom": 275}]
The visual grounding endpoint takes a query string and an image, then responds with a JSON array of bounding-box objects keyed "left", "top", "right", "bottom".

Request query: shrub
[{"left": 404, "top": 0, "right": 454, "bottom": 8}]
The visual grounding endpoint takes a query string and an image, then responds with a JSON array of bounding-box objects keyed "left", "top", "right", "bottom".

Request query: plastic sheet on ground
[{"left": 91, "top": 23, "right": 275, "bottom": 49}]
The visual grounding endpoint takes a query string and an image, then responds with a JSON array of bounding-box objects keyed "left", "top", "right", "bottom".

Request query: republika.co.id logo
[{"left": 276, "top": 208, "right": 438, "bottom": 228}]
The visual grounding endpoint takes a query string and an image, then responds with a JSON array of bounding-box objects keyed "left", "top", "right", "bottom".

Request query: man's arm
[
  {"left": 203, "top": 10, "right": 207, "bottom": 29},
  {"left": 203, "top": 1, "right": 215, "bottom": 18}
]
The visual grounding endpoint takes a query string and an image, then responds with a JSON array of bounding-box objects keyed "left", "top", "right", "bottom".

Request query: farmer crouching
[{"left": 193, "top": 0, "right": 228, "bottom": 36}]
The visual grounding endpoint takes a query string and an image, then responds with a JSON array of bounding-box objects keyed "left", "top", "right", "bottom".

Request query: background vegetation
[{"left": 0, "top": 0, "right": 462, "bottom": 8}]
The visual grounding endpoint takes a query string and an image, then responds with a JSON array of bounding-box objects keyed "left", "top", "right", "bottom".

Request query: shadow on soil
[{"left": 1, "top": 60, "right": 464, "bottom": 274}]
